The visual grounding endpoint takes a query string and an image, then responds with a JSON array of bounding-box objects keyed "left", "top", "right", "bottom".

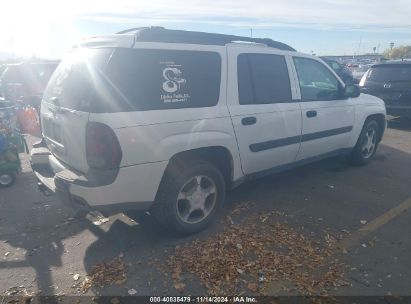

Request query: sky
[{"left": 1, "top": 0, "right": 411, "bottom": 59}]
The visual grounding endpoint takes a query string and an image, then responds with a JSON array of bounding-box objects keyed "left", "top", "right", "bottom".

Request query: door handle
[
  {"left": 306, "top": 110, "right": 317, "bottom": 118},
  {"left": 241, "top": 116, "right": 257, "bottom": 126}
]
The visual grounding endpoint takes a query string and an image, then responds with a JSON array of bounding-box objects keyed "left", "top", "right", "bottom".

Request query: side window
[
  {"left": 293, "top": 57, "right": 341, "bottom": 101},
  {"left": 238, "top": 53, "right": 292, "bottom": 105},
  {"left": 103, "top": 49, "right": 222, "bottom": 112}
]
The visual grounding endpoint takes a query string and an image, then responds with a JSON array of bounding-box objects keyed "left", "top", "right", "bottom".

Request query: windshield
[{"left": 327, "top": 60, "right": 342, "bottom": 71}]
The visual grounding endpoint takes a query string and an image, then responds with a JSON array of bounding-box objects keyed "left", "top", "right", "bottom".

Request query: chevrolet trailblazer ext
[{"left": 31, "top": 27, "right": 386, "bottom": 234}]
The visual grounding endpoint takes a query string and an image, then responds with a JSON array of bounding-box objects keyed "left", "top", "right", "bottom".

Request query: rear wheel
[
  {"left": 350, "top": 120, "right": 379, "bottom": 165},
  {"left": 0, "top": 172, "right": 16, "bottom": 188},
  {"left": 152, "top": 159, "right": 225, "bottom": 235}
]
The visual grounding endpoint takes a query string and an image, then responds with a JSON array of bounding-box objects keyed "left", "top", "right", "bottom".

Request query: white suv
[{"left": 31, "top": 27, "right": 386, "bottom": 234}]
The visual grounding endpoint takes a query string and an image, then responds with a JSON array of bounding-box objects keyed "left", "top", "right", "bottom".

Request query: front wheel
[
  {"left": 152, "top": 160, "right": 225, "bottom": 235},
  {"left": 350, "top": 120, "right": 379, "bottom": 166},
  {"left": 0, "top": 172, "right": 16, "bottom": 188}
]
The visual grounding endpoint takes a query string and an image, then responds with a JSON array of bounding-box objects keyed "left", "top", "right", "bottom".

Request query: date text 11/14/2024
[{"left": 149, "top": 296, "right": 257, "bottom": 303}]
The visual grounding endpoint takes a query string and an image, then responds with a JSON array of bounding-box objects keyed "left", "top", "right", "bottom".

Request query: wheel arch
[
  {"left": 163, "top": 146, "right": 235, "bottom": 188},
  {"left": 364, "top": 113, "right": 386, "bottom": 143}
]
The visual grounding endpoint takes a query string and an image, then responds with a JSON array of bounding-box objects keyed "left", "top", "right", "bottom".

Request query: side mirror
[{"left": 344, "top": 84, "right": 360, "bottom": 98}]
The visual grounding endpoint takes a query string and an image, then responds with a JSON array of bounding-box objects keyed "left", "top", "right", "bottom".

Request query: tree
[{"left": 383, "top": 45, "right": 411, "bottom": 59}]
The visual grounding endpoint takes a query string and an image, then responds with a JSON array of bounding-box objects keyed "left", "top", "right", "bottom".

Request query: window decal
[{"left": 160, "top": 62, "right": 190, "bottom": 104}]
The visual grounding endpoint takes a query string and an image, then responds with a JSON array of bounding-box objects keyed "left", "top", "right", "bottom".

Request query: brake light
[{"left": 86, "top": 122, "right": 122, "bottom": 169}]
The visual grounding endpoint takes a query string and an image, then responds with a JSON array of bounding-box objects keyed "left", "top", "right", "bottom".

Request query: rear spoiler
[{"left": 75, "top": 35, "right": 135, "bottom": 49}]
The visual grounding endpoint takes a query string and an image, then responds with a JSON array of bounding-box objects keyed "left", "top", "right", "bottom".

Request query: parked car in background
[
  {"left": 0, "top": 61, "right": 59, "bottom": 106},
  {"left": 347, "top": 63, "right": 359, "bottom": 69},
  {"left": 31, "top": 27, "right": 386, "bottom": 235},
  {"left": 320, "top": 57, "right": 355, "bottom": 84},
  {"left": 359, "top": 61, "right": 411, "bottom": 119},
  {"left": 352, "top": 64, "right": 372, "bottom": 83}
]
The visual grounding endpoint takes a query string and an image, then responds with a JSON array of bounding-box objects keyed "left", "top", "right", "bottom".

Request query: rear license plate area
[{"left": 43, "top": 118, "right": 62, "bottom": 143}]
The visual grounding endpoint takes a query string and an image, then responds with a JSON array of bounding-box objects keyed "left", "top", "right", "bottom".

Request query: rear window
[
  {"left": 101, "top": 48, "right": 221, "bottom": 112},
  {"left": 366, "top": 65, "right": 411, "bottom": 82},
  {"left": 43, "top": 48, "right": 112, "bottom": 111}
]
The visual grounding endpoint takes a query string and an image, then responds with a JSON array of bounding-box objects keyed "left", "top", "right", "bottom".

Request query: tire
[
  {"left": 0, "top": 172, "right": 16, "bottom": 188},
  {"left": 350, "top": 120, "right": 380, "bottom": 166},
  {"left": 152, "top": 159, "right": 226, "bottom": 235}
]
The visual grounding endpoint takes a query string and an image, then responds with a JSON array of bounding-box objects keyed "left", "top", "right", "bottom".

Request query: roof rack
[{"left": 115, "top": 27, "right": 296, "bottom": 51}]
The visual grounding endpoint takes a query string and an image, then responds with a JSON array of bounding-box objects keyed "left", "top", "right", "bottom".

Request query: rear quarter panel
[{"left": 90, "top": 109, "right": 243, "bottom": 181}]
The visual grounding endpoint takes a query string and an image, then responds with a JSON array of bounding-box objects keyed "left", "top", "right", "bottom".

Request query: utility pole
[{"left": 358, "top": 35, "right": 362, "bottom": 56}]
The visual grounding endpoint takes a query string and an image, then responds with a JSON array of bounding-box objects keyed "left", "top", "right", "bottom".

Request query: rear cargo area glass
[
  {"left": 44, "top": 48, "right": 221, "bottom": 113},
  {"left": 367, "top": 65, "right": 411, "bottom": 82},
  {"left": 43, "top": 48, "right": 113, "bottom": 111}
]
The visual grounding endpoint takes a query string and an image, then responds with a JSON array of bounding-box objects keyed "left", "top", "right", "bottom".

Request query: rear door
[
  {"left": 291, "top": 56, "right": 355, "bottom": 160},
  {"left": 227, "top": 46, "right": 302, "bottom": 175},
  {"left": 41, "top": 48, "right": 112, "bottom": 173}
]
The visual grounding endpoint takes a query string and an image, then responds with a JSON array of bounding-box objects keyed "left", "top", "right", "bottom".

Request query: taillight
[
  {"left": 86, "top": 122, "right": 122, "bottom": 169},
  {"left": 359, "top": 70, "right": 369, "bottom": 87}
]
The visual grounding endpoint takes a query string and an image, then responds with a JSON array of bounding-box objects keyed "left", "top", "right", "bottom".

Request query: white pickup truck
[{"left": 31, "top": 27, "right": 386, "bottom": 234}]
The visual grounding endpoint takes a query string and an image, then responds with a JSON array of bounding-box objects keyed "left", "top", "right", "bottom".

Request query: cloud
[
  {"left": 1, "top": 0, "right": 410, "bottom": 57},
  {"left": 75, "top": 0, "right": 411, "bottom": 32}
]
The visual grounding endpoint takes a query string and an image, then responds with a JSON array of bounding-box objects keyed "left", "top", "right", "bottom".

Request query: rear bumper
[{"left": 31, "top": 143, "right": 167, "bottom": 212}]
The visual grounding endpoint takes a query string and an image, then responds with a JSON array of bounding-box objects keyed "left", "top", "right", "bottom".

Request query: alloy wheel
[
  {"left": 361, "top": 128, "right": 377, "bottom": 159},
  {"left": 176, "top": 175, "right": 217, "bottom": 224}
]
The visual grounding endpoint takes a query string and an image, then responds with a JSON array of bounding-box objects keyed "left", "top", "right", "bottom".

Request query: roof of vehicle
[
  {"left": 3, "top": 61, "right": 60, "bottom": 68},
  {"left": 82, "top": 26, "right": 296, "bottom": 51}
]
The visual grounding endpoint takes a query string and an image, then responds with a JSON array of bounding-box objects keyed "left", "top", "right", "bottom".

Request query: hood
[{"left": 359, "top": 93, "right": 386, "bottom": 108}]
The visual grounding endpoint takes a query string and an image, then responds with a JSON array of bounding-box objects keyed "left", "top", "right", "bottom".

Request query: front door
[{"left": 291, "top": 56, "right": 355, "bottom": 160}]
